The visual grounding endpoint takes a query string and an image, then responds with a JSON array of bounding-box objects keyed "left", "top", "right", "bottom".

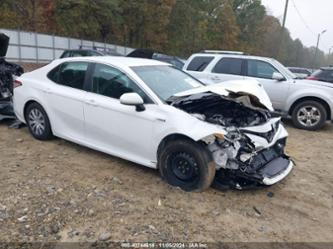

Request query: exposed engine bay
[
  {"left": 0, "top": 33, "right": 24, "bottom": 127},
  {"left": 168, "top": 91, "right": 293, "bottom": 190},
  {"left": 168, "top": 92, "right": 271, "bottom": 127}
]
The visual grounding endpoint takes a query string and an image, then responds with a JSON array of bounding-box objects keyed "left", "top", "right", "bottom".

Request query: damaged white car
[{"left": 13, "top": 57, "right": 293, "bottom": 192}]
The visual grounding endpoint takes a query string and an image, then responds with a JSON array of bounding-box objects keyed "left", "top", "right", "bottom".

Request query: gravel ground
[{"left": 0, "top": 121, "right": 332, "bottom": 243}]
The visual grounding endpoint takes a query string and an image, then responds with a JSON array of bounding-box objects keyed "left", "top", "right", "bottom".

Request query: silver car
[{"left": 184, "top": 51, "right": 333, "bottom": 130}]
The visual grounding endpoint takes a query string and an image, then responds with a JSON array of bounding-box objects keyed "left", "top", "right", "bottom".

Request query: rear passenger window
[
  {"left": 48, "top": 62, "right": 88, "bottom": 90},
  {"left": 187, "top": 56, "right": 214, "bottom": 71},
  {"left": 212, "top": 58, "right": 243, "bottom": 75}
]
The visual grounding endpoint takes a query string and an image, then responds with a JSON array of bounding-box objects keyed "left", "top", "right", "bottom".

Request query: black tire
[
  {"left": 25, "top": 102, "right": 53, "bottom": 140},
  {"left": 158, "top": 139, "right": 216, "bottom": 192},
  {"left": 291, "top": 100, "right": 327, "bottom": 131}
]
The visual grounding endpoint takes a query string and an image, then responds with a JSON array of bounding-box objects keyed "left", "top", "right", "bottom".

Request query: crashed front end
[
  {"left": 0, "top": 33, "right": 24, "bottom": 125},
  {"left": 168, "top": 91, "right": 294, "bottom": 190}
]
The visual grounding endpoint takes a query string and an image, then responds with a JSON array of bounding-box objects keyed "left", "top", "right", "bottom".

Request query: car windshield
[
  {"left": 131, "top": 65, "right": 204, "bottom": 101},
  {"left": 271, "top": 59, "right": 298, "bottom": 79}
]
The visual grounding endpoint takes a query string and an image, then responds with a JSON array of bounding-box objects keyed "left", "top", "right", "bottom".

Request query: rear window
[
  {"left": 186, "top": 56, "right": 214, "bottom": 71},
  {"left": 212, "top": 57, "right": 243, "bottom": 75},
  {"left": 313, "top": 69, "right": 328, "bottom": 77},
  {"left": 47, "top": 62, "right": 88, "bottom": 90},
  {"left": 312, "top": 69, "right": 333, "bottom": 81}
]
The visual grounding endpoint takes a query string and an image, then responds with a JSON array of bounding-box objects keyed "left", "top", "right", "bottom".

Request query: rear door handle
[
  {"left": 42, "top": 88, "right": 52, "bottom": 94},
  {"left": 85, "top": 99, "right": 99, "bottom": 107}
]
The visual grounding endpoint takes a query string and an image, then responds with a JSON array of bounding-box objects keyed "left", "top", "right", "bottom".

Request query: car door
[
  {"left": 208, "top": 57, "right": 245, "bottom": 83},
  {"left": 45, "top": 61, "right": 89, "bottom": 142},
  {"left": 83, "top": 63, "right": 157, "bottom": 165},
  {"left": 243, "top": 59, "right": 290, "bottom": 110}
]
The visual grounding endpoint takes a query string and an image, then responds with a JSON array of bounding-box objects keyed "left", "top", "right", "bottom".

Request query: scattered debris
[
  {"left": 267, "top": 192, "right": 275, "bottom": 198},
  {"left": 17, "top": 215, "right": 28, "bottom": 223},
  {"left": 46, "top": 186, "right": 56, "bottom": 194},
  {"left": 88, "top": 209, "right": 95, "bottom": 217},
  {"left": 253, "top": 206, "right": 262, "bottom": 216},
  {"left": 99, "top": 232, "right": 111, "bottom": 241}
]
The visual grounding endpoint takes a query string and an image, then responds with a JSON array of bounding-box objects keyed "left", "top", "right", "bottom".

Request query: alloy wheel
[
  {"left": 297, "top": 105, "right": 321, "bottom": 127},
  {"left": 28, "top": 108, "right": 46, "bottom": 136}
]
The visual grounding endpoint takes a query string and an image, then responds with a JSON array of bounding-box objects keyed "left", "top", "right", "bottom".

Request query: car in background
[
  {"left": 127, "top": 49, "right": 185, "bottom": 69},
  {"left": 288, "top": 67, "right": 312, "bottom": 79},
  {"left": 183, "top": 50, "right": 333, "bottom": 131},
  {"left": 308, "top": 67, "right": 333, "bottom": 83},
  {"left": 13, "top": 57, "right": 293, "bottom": 192},
  {"left": 60, "top": 49, "right": 123, "bottom": 58},
  {"left": 60, "top": 49, "right": 105, "bottom": 58}
]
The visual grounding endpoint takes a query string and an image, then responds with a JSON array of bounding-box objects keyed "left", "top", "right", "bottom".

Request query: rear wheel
[
  {"left": 25, "top": 102, "right": 53, "bottom": 140},
  {"left": 291, "top": 100, "right": 327, "bottom": 131},
  {"left": 158, "top": 139, "right": 216, "bottom": 192}
]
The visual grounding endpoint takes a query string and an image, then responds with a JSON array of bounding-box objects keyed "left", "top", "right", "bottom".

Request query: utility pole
[
  {"left": 276, "top": 0, "right": 290, "bottom": 59},
  {"left": 312, "top": 30, "right": 327, "bottom": 69},
  {"left": 282, "top": 0, "right": 290, "bottom": 30}
]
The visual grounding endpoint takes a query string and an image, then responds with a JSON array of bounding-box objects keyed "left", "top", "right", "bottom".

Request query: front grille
[{"left": 242, "top": 138, "right": 287, "bottom": 174}]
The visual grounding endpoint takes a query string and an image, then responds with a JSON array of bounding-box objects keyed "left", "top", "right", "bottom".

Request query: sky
[{"left": 261, "top": 0, "right": 332, "bottom": 53}]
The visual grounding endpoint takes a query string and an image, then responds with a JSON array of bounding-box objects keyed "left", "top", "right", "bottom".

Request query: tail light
[
  {"left": 307, "top": 76, "right": 318, "bottom": 80},
  {"left": 13, "top": 79, "right": 22, "bottom": 88}
]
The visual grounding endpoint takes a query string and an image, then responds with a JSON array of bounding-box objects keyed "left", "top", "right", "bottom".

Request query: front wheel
[
  {"left": 291, "top": 100, "right": 327, "bottom": 131},
  {"left": 158, "top": 139, "right": 216, "bottom": 192}
]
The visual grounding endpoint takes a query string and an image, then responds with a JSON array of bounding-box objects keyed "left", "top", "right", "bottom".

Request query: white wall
[{"left": 0, "top": 29, "right": 134, "bottom": 63}]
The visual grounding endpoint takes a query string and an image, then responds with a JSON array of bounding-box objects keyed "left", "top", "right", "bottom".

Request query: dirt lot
[{"left": 0, "top": 121, "right": 332, "bottom": 243}]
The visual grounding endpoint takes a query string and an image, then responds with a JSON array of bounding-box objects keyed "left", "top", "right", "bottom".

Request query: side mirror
[
  {"left": 272, "top": 72, "right": 285, "bottom": 81},
  {"left": 120, "top": 92, "right": 145, "bottom": 112}
]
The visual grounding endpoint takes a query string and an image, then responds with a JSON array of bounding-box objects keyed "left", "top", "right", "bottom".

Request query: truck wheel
[
  {"left": 291, "top": 100, "right": 327, "bottom": 131},
  {"left": 25, "top": 102, "right": 53, "bottom": 140},
  {"left": 158, "top": 139, "right": 216, "bottom": 192}
]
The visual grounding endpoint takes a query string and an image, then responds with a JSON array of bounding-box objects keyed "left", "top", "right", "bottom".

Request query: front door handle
[
  {"left": 211, "top": 76, "right": 221, "bottom": 81},
  {"left": 85, "top": 99, "right": 99, "bottom": 107}
]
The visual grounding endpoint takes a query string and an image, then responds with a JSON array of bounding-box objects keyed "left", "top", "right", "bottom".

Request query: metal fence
[{"left": 0, "top": 28, "right": 134, "bottom": 63}]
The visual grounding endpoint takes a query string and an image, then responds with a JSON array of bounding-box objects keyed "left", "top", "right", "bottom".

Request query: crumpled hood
[
  {"left": 295, "top": 79, "right": 333, "bottom": 89},
  {"left": 174, "top": 79, "right": 274, "bottom": 111}
]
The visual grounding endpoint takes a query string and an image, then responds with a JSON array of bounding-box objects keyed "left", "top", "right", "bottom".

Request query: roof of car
[
  {"left": 288, "top": 67, "right": 310, "bottom": 70},
  {"left": 55, "top": 56, "right": 169, "bottom": 68},
  {"left": 320, "top": 66, "right": 333, "bottom": 70},
  {"left": 191, "top": 52, "right": 275, "bottom": 62},
  {"left": 65, "top": 49, "right": 98, "bottom": 51}
]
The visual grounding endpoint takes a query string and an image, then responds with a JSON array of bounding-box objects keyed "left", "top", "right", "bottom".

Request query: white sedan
[{"left": 13, "top": 57, "right": 293, "bottom": 192}]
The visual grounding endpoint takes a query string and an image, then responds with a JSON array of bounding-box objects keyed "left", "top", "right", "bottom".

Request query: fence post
[
  {"left": 35, "top": 32, "right": 39, "bottom": 63},
  {"left": 17, "top": 30, "right": 22, "bottom": 63},
  {"left": 52, "top": 34, "right": 56, "bottom": 60}
]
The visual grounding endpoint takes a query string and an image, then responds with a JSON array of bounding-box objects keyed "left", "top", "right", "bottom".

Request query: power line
[
  {"left": 290, "top": 0, "right": 330, "bottom": 52},
  {"left": 290, "top": 0, "right": 315, "bottom": 35}
]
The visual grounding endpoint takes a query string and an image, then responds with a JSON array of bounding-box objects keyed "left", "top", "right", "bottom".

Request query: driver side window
[
  {"left": 91, "top": 63, "right": 152, "bottom": 103},
  {"left": 247, "top": 60, "right": 279, "bottom": 79}
]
